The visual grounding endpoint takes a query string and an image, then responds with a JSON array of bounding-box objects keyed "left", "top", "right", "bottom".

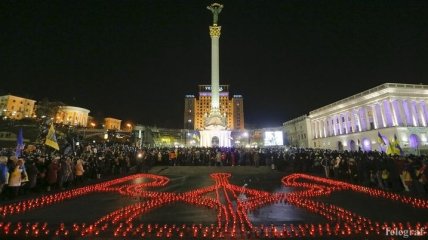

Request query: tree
[{"left": 36, "top": 98, "right": 66, "bottom": 119}]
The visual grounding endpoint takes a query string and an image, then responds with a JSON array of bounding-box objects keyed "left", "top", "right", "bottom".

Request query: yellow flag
[{"left": 45, "top": 124, "right": 60, "bottom": 150}]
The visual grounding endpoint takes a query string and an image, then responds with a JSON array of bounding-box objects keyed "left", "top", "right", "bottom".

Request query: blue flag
[
  {"left": 15, "top": 128, "right": 24, "bottom": 158},
  {"left": 377, "top": 131, "right": 386, "bottom": 145}
]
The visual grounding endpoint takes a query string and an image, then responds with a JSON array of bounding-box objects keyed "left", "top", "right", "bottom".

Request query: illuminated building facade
[
  {"left": 55, "top": 106, "right": 90, "bottom": 127},
  {"left": 104, "top": 117, "right": 122, "bottom": 130},
  {"left": 283, "top": 115, "right": 312, "bottom": 148},
  {"left": 0, "top": 95, "right": 36, "bottom": 120},
  {"left": 184, "top": 85, "right": 245, "bottom": 131},
  {"left": 284, "top": 83, "right": 428, "bottom": 154}
]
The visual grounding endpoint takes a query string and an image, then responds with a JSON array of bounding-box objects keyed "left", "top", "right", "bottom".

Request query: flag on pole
[
  {"left": 393, "top": 134, "right": 404, "bottom": 155},
  {"left": 15, "top": 128, "right": 24, "bottom": 158},
  {"left": 377, "top": 131, "right": 386, "bottom": 145},
  {"left": 386, "top": 134, "right": 404, "bottom": 156},
  {"left": 193, "top": 134, "right": 200, "bottom": 142},
  {"left": 45, "top": 124, "right": 60, "bottom": 150}
]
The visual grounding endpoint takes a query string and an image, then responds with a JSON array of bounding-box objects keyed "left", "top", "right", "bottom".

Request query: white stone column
[
  {"left": 323, "top": 119, "right": 327, "bottom": 137},
  {"left": 209, "top": 25, "right": 221, "bottom": 111},
  {"left": 364, "top": 106, "right": 371, "bottom": 131},
  {"left": 379, "top": 102, "right": 387, "bottom": 128},
  {"left": 392, "top": 100, "right": 403, "bottom": 126},
  {"left": 371, "top": 105, "right": 378, "bottom": 129},
  {"left": 350, "top": 110, "right": 356, "bottom": 132},
  {"left": 337, "top": 114, "right": 342, "bottom": 135},
  {"left": 410, "top": 100, "right": 419, "bottom": 126},
  {"left": 311, "top": 120, "right": 318, "bottom": 138},
  {"left": 343, "top": 112, "right": 349, "bottom": 134},
  {"left": 402, "top": 99, "right": 413, "bottom": 126},
  {"left": 354, "top": 110, "right": 362, "bottom": 132},
  {"left": 397, "top": 99, "right": 408, "bottom": 126},
  {"left": 315, "top": 121, "right": 319, "bottom": 138},
  {"left": 382, "top": 100, "right": 394, "bottom": 127},
  {"left": 417, "top": 101, "right": 426, "bottom": 127},
  {"left": 421, "top": 101, "right": 428, "bottom": 126},
  {"left": 357, "top": 108, "right": 365, "bottom": 131},
  {"left": 334, "top": 115, "right": 339, "bottom": 135},
  {"left": 389, "top": 100, "right": 398, "bottom": 126},
  {"left": 332, "top": 116, "right": 336, "bottom": 135}
]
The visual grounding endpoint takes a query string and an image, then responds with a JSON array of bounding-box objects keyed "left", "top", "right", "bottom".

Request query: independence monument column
[
  {"left": 199, "top": 3, "right": 231, "bottom": 147},
  {"left": 207, "top": 3, "right": 223, "bottom": 113}
]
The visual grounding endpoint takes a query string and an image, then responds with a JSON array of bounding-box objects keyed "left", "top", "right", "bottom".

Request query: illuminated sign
[
  {"left": 204, "top": 86, "right": 223, "bottom": 91},
  {"left": 199, "top": 85, "right": 228, "bottom": 92}
]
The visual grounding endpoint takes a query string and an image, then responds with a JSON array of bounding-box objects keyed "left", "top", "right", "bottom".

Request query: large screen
[{"left": 264, "top": 131, "right": 283, "bottom": 146}]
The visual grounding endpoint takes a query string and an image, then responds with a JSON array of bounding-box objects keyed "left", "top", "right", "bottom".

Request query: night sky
[{"left": 2, "top": 0, "right": 427, "bottom": 129}]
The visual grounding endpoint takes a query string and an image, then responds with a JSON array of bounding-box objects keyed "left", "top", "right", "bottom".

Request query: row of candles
[
  {"left": 1, "top": 221, "right": 426, "bottom": 238},
  {"left": 0, "top": 172, "right": 426, "bottom": 238}
]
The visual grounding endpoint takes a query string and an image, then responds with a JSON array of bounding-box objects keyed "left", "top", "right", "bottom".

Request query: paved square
[{"left": 1, "top": 166, "right": 427, "bottom": 239}]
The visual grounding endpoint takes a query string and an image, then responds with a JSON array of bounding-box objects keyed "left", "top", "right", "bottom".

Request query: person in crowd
[
  {"left": 75, "top": 158, "right": 85, "bottom": 185},
  {"left": 60, "top": 157, "right": 73, "bottom": 189},
  {"left": 321, "top": 155, "right": 330, "bottom": 178},
  {"left": 0, "top": 156, "right": 9, "bottom": 198},
  {"left": 24, "top": 159, "right": 39, "bottom": 193},
  {"left": 8, "top": 158, "right": 24, "bottom": 198},
  {"left": 47, "top": 157, "right": 60, "bottom": 191}
]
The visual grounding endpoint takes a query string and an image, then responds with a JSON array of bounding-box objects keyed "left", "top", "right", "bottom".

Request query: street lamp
[
  {"left": 242, "top": 131, "right": 249, "bottom": 147},
  {"left": 126, "top": 123, "right": 132, "bottom": 132}
]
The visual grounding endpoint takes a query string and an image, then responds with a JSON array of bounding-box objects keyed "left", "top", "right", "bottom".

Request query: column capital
[{"left": 209, "top": 26, "right": 221, "bottom": 37}]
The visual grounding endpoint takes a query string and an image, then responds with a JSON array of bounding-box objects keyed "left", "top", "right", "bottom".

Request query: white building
[
  {"left": 55, "top": 106, "right": 90, "bottom": 127},
  {"left": 284, "top": 83, "right": 428, "bottom": 154},
  {"left": 283, "top": 115, "right": 312, "bottom": 148}
]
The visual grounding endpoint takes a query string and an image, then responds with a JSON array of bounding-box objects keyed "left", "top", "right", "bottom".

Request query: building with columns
[
  {"left": 55, "top": 106, "right": 90, "bottom": 127},
  {"left": 284, "top": 83, "right": 428, "bottom": 154}
]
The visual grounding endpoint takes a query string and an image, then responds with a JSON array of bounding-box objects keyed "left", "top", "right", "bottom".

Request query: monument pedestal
[{"left": 200, "top": 129, "right": 231, "bottom": 147}]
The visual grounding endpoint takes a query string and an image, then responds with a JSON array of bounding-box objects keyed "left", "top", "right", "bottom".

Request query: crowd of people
[
  {"left": 0, "top": 143, "right": 139, "bottom": 200},
  {"left": 0, "top": 143, "right": 427, "bottom": 201}
]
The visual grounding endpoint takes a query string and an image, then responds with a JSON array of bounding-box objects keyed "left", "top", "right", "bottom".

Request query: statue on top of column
[{"left": 207, "top": 3, "right": 223, "bottom": 25}]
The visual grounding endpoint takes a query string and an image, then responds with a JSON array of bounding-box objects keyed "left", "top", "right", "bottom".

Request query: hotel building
[
  {"left": 284, "top": 83, "right": 428, "bottom": 154},
  {"left": 184, "top": 85, "right": 244, "bottom": 130}
]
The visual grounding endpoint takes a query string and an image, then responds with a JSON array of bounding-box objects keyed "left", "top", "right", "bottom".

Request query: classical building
[
  {"left": 184, "top": 85, "right": 244, "bottom": 130},
  {"left": 0, "top": 95, "right": 36, "bottom": 120},
  {"left": 284, "top": 83, "right": 428, "bottom": 154},
  {"left": 283, "top": 115, "right": 312, "bottom": 148},
  {"left": 55, "top": 106, "right": 90, "bottom": 127},
  {"left": 104, "top": 117, "right": 122, "bottom": 130}
]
